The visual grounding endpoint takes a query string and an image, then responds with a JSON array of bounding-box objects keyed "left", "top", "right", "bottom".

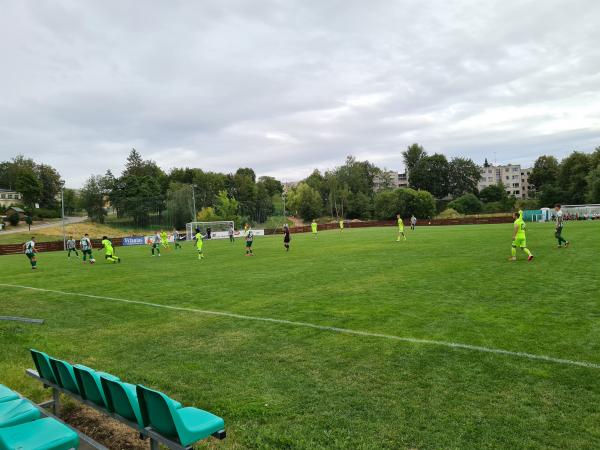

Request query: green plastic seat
[
  {"left": 30, "top": 350, "right": 58, "bottom": 384},
  {"left": 48, "top": 358, "right": 80, "bottom": 395},
  {"left": 0, "top": 399, "right": 41, "bottom": 428},
  {"left": 0, "top": 386, "right": 18, "bottom": 405},
  {"left": 0, "top": 417, "right": 79, "bottom": 450},
  {"left": 72, "top": 365, "right": 119, "bottom": 409},
  {"left": 137, "top": 385, "right": 224, "bottom": 446},
  {"left": 100, "top": 377, "right": 144, "bottom": 428}
]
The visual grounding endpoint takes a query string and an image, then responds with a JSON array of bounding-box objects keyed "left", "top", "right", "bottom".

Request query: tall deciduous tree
[
  {"left": 258, "top": 176, "right": 283, "bottom": 196},
  {"left": 288, "top": 182, "right": 322, "bottom": 221},
  {"left": 214, "top": 190, "right": 241, "bottom": 224},
  {"left": 166, "top": 183, "right": 194, "bottom": 228},
  {"left": 255, "top": 181, "right": 274, "bottom": 223},
  {"left": 36, "top": 164, "right": 62, "bottom": 209},
  {"left": 81, "top": 175, "right": 108, "bottom": 223},
  {"left": 448, "top": 157, "right": 481, "bottom": 197},
  {"left": 528, "top": 155, "right": 560, "bottom": 190},
  {"left": 15, "top": 170, "right": 42, "bottom": 209},
  {"left": 586, "top": 166, "right": 600, "bottom": 203},
  {"left": 402, "top": 143, "right": 427, "bottom": 174},
  {"left": 559, "top": 152, "right": 592, "bottom": 204},
  {"left": 409, "top": 154, "right": 450, "bottom": 198}
]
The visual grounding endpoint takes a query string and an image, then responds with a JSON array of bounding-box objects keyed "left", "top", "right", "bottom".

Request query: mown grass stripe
[{"left": 3, "top": 282, "right": 599, "bottom": 370}]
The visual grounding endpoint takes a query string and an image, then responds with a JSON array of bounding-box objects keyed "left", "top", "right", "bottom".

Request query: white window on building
[{"left": 505, "top": 176, "right": 509, "bottom": 180}]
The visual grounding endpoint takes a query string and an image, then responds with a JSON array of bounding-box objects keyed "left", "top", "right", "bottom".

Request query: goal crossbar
[{"left": 186, "top": 221, "right": 235, "bottom": 240}]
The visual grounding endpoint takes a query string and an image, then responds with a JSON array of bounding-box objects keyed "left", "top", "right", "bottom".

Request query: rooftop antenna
[{"left": 493, "top": 152, "right": 497, "bottom": 165}]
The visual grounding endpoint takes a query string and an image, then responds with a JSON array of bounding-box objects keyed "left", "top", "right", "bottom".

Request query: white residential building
[
  {"left": 477, "top": 164, "right": 533, "bottom": 199},
  {"left": 0, "top": 188, "right": 23, "bottom": 208},
  {"left": 373, "top": 171, "right": 409, "bottom": 191}
]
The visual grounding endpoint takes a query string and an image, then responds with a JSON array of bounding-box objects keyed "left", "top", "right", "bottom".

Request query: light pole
[
  {"left": 60, "top": 180, "right": 66, "bottom": 250},
  {"left": 282, "top": 187, "right": 287, "bottom": 220},
  {"left": 191, "top": 184, "right": 197, "bottom": 221}
]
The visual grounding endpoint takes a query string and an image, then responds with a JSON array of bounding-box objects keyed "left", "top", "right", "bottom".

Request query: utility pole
[{"left": 60, "top": 180, "right": 66, "bottom": 250}]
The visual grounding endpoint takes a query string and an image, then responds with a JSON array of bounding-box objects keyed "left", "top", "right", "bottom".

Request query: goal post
[{"left": 186, "top": 221, "right": 235, "bottom": 240}]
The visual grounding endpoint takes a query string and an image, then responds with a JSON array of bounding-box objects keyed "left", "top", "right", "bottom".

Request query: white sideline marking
[{"left": 3, "top": 283, "right": 600, "bottom": 370}]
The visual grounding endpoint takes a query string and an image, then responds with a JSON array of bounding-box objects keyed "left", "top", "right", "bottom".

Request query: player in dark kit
[{"left": 283, "top": 224, "right": 291, "bottom": 251}]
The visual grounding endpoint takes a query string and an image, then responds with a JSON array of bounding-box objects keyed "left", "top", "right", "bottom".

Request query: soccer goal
[{"left": 186, "top": 221, "right": 235, "bottom": 240}]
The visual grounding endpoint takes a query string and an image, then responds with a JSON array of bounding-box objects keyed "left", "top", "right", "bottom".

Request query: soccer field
[{"left": 1, "top": 222, "right": 600, "bottom": 449}]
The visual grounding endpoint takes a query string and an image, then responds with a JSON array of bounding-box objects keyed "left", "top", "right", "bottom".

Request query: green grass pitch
[{"left": 1, "top": 222, "right": 600, "bottom": 449}]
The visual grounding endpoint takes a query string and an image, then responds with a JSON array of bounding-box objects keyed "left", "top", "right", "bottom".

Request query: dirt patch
[
  {"left": 35, "top": 222, "right": 135, "bottom": 240},
  {"left": 60, "top": 403, "right": 228, "bottom": 449},
  {"left": 61, "top": 403, "right": 147, "bottom": 450}
]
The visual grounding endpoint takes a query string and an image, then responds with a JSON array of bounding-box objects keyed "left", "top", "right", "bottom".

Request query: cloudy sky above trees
[{"left": 1, "top": 0, "right": 599, "bottom": 187}]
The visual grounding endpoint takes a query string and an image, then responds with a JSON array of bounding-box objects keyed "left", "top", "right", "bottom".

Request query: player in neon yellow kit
[
  {"left": 195, "top": 230, "right": 204, "bottom": 260},
  {"left": 311, "top": 219, "right": 318, "bottom": 238},
  {"left": 101, "top": 236, "right": 121, "bottom": 263},
  {"left": 160, "top": 230, "right": 169, "bottom": 248},
  {"left": 396, "top": 214, "right": 406, "bottom": 242},
  {"left": 339, "top": 219, "right": 344, "bottom": 232},
  {"left": 510, "top": 211, "right": 533, "bottom": 261}
]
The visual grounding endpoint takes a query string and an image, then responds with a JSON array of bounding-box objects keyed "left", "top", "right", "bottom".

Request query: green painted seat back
[
  {"left": 49, "top": 357, "right": 80, "bottom": 395},
  {"left": 136, "top": 385, "right": 179, "bottom": 439},
  {"left": 30, "top": 349, "right": 57, "bottom": 384},
  {"left": 101, "top": 378, "right": 143, "bottom": 427},
  {"left": 73, "top": 365, "right": 106, "bottom": 407}
]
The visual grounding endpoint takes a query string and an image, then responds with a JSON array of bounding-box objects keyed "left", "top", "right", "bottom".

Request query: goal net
[{"left": 186, "top": 221, "right": 235, "bottom": 240}]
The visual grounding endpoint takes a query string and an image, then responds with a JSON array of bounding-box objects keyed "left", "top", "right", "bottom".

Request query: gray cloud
[{"left": 1, "top": 0, "right": 599, "bottom": 187}]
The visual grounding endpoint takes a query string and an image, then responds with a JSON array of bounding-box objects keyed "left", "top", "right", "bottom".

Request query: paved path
[{"left": 0, "top": 216, "right": 88, "bottom": 234}]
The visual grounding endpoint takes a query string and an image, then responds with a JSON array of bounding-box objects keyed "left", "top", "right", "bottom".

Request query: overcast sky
[{"left": 1, "top": 1, "right": 599, "bottom": 187}]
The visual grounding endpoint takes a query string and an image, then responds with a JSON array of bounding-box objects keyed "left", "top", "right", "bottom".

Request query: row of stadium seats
[
  {"left": 30, "top": 349, "right": 225, "bottom": 448},
  {"left": 0, "top": 383, "right": 79, "bottom": 449}
]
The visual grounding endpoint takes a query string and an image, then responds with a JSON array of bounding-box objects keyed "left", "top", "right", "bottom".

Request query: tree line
[
  {"left": 5, "top": 143, "right": 599, "bottom": 227},
  {"left": 80, "top": 149, "right": 284, "bottom": 228},
  {"left": 0, "top": 155, "right": 72, "bottom": 217},
  {"left": 528, "top": 148, "right": 600, "bottom": 206},
  {"left": 285, "top": 147, "right": 482, "bottom": 221},
  {"left": 445, "top": 145, "right": 600, "bottom": 215}
]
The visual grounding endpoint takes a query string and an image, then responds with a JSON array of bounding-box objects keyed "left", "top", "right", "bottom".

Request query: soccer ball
[{"left": 90, "top": 259, "right": 96, "bottom": 264}]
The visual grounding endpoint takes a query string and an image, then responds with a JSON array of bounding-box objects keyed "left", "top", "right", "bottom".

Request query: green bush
[
  {"left": 7, "top": 213, "right": 20, "bottom": 226},
  {"left": 374, "top": 188, "right": 436, "bottom": 219},
  {"left": 448, "top": 194, "right": 483, "bottom": 214},
  {"left": 515, "top": 198, "right": 540, "bottom": 211},
  {"left": 374, "top": 191, "right": 398, "bottom": 219},
  {"left": 32, "top": 208, "right": 61, "bottom": 219}
]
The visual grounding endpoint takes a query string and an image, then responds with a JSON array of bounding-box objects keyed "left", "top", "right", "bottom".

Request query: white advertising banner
[
  {"left": 144, "top": 234, "right": 176, "bottom": 244},
  {"left": 209, "top": 229, "right": 265, "bottom": 240}
]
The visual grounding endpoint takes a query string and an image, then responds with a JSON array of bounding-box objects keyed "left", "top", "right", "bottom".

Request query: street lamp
[{"left": 60, "top": 180, "right": 66, "bottom": 250}]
